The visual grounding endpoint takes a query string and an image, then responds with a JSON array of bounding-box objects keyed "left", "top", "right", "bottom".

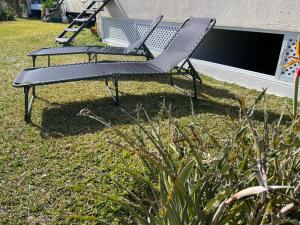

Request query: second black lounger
[
  {"left": 28, "top": 15, "right": 163, "bottom": 67},
  {"left": 14, "top": 17, "right": 216, "bottom": 122}
]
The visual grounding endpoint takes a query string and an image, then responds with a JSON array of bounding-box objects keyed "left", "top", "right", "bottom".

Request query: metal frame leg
[
  {"left": 191, "top": 72, "right": 197, "bottom": 99},
  {"left": 88, "top": 53, "right": 91, "bottom": 62},
  {"left": 187, "top": 59, "right": 202, "bottom": 84},
  {"left": 23, "top": 86, "right": 36, "bottom": 122},
  {"left": 32, "top": 56, "right": 37, "bottom": 67},
  {"left": 32, "top": 86, "right": 36, "bottom": 98},
  {"left": 24, "top": 87, "right": 29, "bottom": 122},
  {"left": 31, "top": 56, "right": 38, "bottom": 97},
  {"left": 170, "top": 73, "right": 174, "bottom": 86},
  {"left": 47, "top": 55, "right": 51, "bottom": 67},
  {"left": 104, "top": 77, "right": 119, "bottom": 105},
  {"left": 142, "top": 44, "right": 154, "bottom": 60},
  {"left": 114, "top": 77, "right": 119, "bottom": 105},
  {"left": 171, "top": 59, "right": 200, "bottom": 99}
]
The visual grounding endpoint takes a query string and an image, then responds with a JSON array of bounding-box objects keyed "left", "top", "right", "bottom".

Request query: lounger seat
[
  {"left": 14, "top": 17, "right": 216, "bottom": 122},
  {"left": 28, "top": 46, "right": 143, "bottom": 57},
  {"left": 28, "top": 15, "right": 164, "bottom": 67},
  {"left": 29, "top": 46, "right": 90, "bottom": 56},
  {"left": 14, "top": 62, "right": 164, "bottom": 86}
]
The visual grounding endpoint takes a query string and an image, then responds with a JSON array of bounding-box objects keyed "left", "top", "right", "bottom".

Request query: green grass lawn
[{"left": 0, "top": 19, "right": 292, "bottom": 224}]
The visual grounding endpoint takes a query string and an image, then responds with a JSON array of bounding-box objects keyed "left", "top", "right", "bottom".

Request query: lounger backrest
[
  {"left": 126, "top": 15, "right": 164, "bottom": 54},
  {"left": 149, "top": 17, "right": 216, "bottom": 72}
]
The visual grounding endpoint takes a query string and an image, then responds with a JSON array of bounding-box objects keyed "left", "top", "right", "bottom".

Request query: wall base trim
[{"left": 190, "top": 59, "right": 295, "bottom": 99}]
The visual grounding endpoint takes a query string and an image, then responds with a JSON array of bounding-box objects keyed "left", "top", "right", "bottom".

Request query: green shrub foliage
[
  {"left": 83, "top": 91, "right": 300, "bottom": 224},
  {"left": 0, "top": 8, "right": 14, "bottom": 21}
]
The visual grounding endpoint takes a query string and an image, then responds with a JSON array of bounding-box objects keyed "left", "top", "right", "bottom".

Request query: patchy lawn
[{"left": 0, "top": 19, "right": 292, "bottom": 224}]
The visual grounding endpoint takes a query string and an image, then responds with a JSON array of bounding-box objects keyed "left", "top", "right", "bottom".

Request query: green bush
[
  {"left": 82, "top": 90, "right": 300, "bottom": 224},
  {"left": 0, "top": 9, "right": 14, "bottom": 21},
  {"left": 41, "top": 0, "right": 54, "bottom": 9}
]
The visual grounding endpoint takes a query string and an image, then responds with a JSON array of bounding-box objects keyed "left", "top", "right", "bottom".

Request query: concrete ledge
[{"left": 190, "top": 59, "right": 295, "bottom": 99}]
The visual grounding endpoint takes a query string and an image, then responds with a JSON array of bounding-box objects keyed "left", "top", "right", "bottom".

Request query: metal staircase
[
  {"left": 42, "top": 0, "right": 65, "bottom": 22},
  {"left": 55, "top": 0, "right": 111, "bottom": 46}
]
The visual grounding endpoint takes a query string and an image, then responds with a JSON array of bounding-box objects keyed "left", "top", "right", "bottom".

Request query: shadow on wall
[
  {"left": 102, "top": 0, "right": 135, "bottom": 46},
  {"left": 106, "top": 0, "right": 128, "bottom": 18}
]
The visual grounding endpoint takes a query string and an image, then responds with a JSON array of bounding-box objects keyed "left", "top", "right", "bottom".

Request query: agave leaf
[
  {"left": 124, "top": 167, "right": 158, "bottom": 192},
  {"left": 121, "top": 108, "right": 176, "bottom": 173},
  {"left": 106, "top": 195, "right": 156, "bottom": 225},
  {"left": 234, "top": 126, "right": 248, "bottom": 143},
  {"left": 181, "top": 201, "right": 190, "bottom": 225},
  {"left": 211, "top": 201, "right": 226, "bottom": 225},
  {"left": 279, "top": 203, "right": 300, "bottom": 216},
  {"left": 218, "top": 202, "right": 246, "bottom": 225},
  {"left": 173, "top": 178, "right": 197, "bottom": 213},
  {"left": 237, "top": 96, "right": 245, "bottom": 109},
  {"left": 225, "top": 186, "right": 292, "bottom": 205},
  {"left": 178, "top": 160, "right": 195, "bottom": 184},
  {"left": 204, "top": 190, "right": 229, "bottom": 213},
  {"left": 238, "top": 148, "right": 249, "bottom": 171},
  {"left": 165, "top": 202, "right": 181, "bottom": 225},
  {"left": 254, "top": 88, "right": 267, "bottom": 105},
  {"left": 163, "top": 106, "right": 203, "bottom": 164}
]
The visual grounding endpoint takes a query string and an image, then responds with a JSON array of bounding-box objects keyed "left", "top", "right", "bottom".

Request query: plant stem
[{"left": 293, "top": 72, "right": 299, "bottom": 120}]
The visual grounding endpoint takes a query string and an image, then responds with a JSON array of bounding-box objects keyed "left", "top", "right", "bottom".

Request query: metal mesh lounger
[
  {"left": 14, "top": 17, "right": 216, "bottom": 122},
  {"left": 28, "top": 15, "right": 164, "bottom": 67}
]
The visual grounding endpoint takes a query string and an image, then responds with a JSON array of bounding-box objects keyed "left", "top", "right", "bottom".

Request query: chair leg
[
  {"left": 186, "top": 59, "right": 202, "bottom": 84},
  {"left": 104, "top": 77, "right": 119, "bottom": 105},
  {"left": 47, "top": 55, "right": 51, "bottom": 67},
  {"left": 170, "top": 73, "right": 174, "bottom": 86},
  {"left": 32, "top": 86, "right": 36, "bottom": 98},
  {"left": 114, "top": 77, "right": 119, "bottom": 106},
  {"left": 32, "top": 56, "right": 37, "bottom": 67},
  {"left": 191, "top": 73, "right": 197, "bottom": 100},
  {"left": 24, "top": 86, "right": 30, "bottom": 122},
  {"left": 23, "top": 86, "right": 36, "bottom": 122},
  {"left": 195, "top": 72, "right": 202, "bottom": 84}
]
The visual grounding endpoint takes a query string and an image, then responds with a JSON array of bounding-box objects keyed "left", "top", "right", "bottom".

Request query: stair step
[
  {"left": 65, "top": 27, "right": 80, "bottom": 32},
  {"left": 85, "top": 8, "right": 101, "bottom": 12},
  {"left": 54, "top": 0, "right": 110, "bottom": 45},
  {"left": 73, "top": 18, "right": 89, "bottom": 23},
  {"left": 83, "top": 10, "right": 96, "bottom": 15},
  {"left": 55, "top": 37, "right": 70, "bottom": 44}
]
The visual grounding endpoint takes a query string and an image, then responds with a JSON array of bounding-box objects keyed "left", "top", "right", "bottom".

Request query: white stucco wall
[
  {"left": 99, "top": 0, "right": 300, "bottom": 32},
  {"left": 63, "top": 0, "right": 93, "bottom": 13}
]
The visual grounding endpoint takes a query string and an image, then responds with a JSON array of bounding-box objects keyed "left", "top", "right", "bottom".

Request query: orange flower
[
  {"left": 297, "top": 36, "right": 300, "bottom": 57},
  {"left": 284, "top": 37, "right": 300, "bottom": 68}
]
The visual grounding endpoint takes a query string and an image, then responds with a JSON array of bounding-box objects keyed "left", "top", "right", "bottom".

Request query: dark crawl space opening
[{"left": 192, "top": 29, "right": 284, "bottom": 75}]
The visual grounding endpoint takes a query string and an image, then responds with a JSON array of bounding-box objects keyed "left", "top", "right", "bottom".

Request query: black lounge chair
[
  {"left": 14, "top": 17, "right": 216, "bottom": 122},
  {"left": 28, "top": 15, "right": 164, "bottom": 67}
]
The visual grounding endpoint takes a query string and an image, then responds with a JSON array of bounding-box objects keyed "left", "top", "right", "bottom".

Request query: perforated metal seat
[{"left": 29, "top": 46, "right": 90, "bottom": 56}]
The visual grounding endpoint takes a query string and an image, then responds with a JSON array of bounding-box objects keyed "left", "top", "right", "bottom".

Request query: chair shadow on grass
[{"left": 39, "top": 76, "right": 285, "bottom": 138}]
